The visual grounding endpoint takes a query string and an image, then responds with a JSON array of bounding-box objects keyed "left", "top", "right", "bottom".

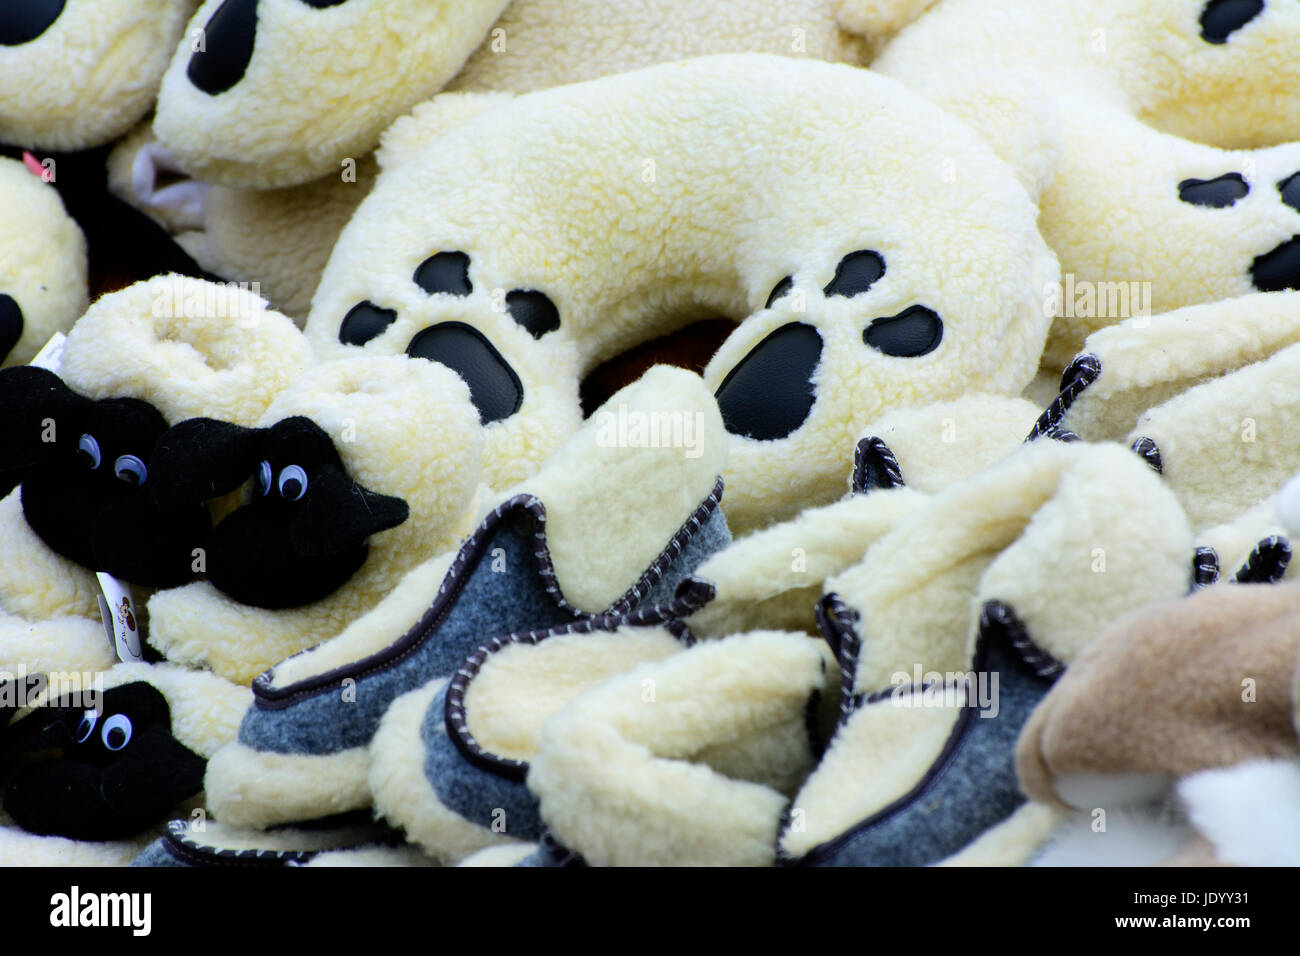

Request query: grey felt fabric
[
  {"left": 423, "top": 683, "right": 543, "bottom": 841},
  {"left": 131, "top": 839, "right": 189, "bottom": 867},
  {"left": 637, "top": 506, "right": 731, "bottom": 608},
  {"left": 798, "top": 623, "right": 1054, "bottom": 867}
]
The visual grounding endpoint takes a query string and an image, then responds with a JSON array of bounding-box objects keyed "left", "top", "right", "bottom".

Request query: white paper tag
[
  {"left": 29, "top": 332, "right": 66, "bottom": 372},
  {"left": 96, "top": 573, "right": 145, "bottom": 663}
]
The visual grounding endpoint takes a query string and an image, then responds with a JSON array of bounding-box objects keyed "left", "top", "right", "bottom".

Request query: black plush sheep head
[
  {"left": 149, "top": 415, "right": 409, "bottom": 609},
  {"left": 0, "top": 366, "right": 209, "bottom": 588}
]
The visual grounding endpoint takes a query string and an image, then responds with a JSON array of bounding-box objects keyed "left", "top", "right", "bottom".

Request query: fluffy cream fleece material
[
  {"left": 147, "top": 355, "right": 486, "bottom": 684},
  {"left": 305, "top": 55, "right": 1057, "bottom": 530},
  {"left": 0, "top": 491, "right": 99, "bottom": 622},
  {"left": 0, "top": 611, "right": 115, "bottom": 676},
  {"left": 0, "top": 157, "right": 87, "bottom": 367},
  {"left": 1179, "top": 760, "right": 1300, "bottom": 867},
  {"left": 0, "top": 0, "right": 199, "bottom": 151},
  {"left": 876, "top": 0, "right": 1300, "bottom": 368},
  {"left": 1194, "top": 496, "right": 1291, "bottom": 585},
  {"left": 829, "top": 439, "right": 1192, "bottom": 697},
  {"left": 527, "top": 631, "right": 833, "bottom": 867}
]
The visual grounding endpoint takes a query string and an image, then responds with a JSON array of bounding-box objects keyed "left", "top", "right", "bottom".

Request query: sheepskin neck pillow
[
  {"left": 874, "top": 0, "right": 1300, "bottom": 368},
  {"left": 304, "top": 54, "right": 1058, "bottom": 533}
]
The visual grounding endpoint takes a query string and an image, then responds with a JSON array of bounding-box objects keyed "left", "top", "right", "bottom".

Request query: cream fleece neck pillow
[
  {"left": 0, "top": 0, "right": 199, "bottom": 150},
  {"left": 0, "top": 157, "right": 87, "bottom": 368},
  {"left": 304, "top": 55, "right": 1058, "bottom": 532},
  {"left": 876, "top": 0, "right": 1300, "bottom": 369}
]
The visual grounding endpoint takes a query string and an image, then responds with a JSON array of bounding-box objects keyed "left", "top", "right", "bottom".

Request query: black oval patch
[
  {"left": 187, "top": 0, "right": 259, "bottom": 96},
  {"left": 715, "top": 323, "right": 822, "bottom": 441},
  {"left": 824, "top": 251, "right": 885, "bottom": 298},
  {"left": 300, "top": 0, "right": 352, "bottom": 7},
  {"left": 1178, "top": 173, "right": 1249, "bottom": 208},
  {"left": 765, "top": 276, "right": 794, "bottom": 309},
  {"left": 414, "top": 251, "right": 472, "bottom": 297},
  {"left": 338, "top": 301, "right": 397, "bottom": 346},
  {"left": 0, "top": 294, "right": 22, "bottom": 362},
  {"left": 0, "top": 0, "right": 64, "bottom": 45},
  {"left": 1251, "top": 236, "right": 1300, "bottom": 292},
  {"left": 407, "top": 323, "right": 522, "bottom": 424},
  {"left": 863, "top": 306, "right": 943, "bottom": 357},
  {"left": 1200, "top": 0, "right": 1265, "bottom": 44},
  {"left": 506, "top": 290, "right": 560, "bottom": 339},
  {"left": 1280, "top": 172, "right": 1300, "bottom": 214}
]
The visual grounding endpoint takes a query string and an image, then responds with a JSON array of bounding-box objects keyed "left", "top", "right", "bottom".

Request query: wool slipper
[
  {"left": 524, "top": 630, "right": 835, "bottom": 866},
  {"left": 1193, "top": 497, "right": 1292, "bottom": 588},
  {"left": 203, "top": 366, "right": 729, "bottom": 829},
  {"left": 368, "top": 616, "right": 693, "bottom": 864}
]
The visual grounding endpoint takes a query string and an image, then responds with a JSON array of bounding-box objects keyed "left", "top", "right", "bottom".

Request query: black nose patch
[
  {"left": 1178, "top": 173, "right": 1249, "bottom": 208},
  {"left": 1280, "top": 172, "right": 1300, "bottom": 213},
  {"left": 1251, "top": 236, "right": 1300, "bottom": 292},
  {"left": 863, "top": 306, "right": 943, "bottom": 357},
  {"left": 338, "top": 301, "right": 397, "bottom": 346},
  {"left": 414, "top": 252, "right": 473, "bottom": 297},
  {"left": 0, "top": 294, "right": 22, "bottom": 362},
  {"left": 715, "top": 323, "right": 822, "bottom": 441},
  {"left": 407, "top": 322, "right": 522, "bottom": 424},
  {"left": 766, "top": 276, "right": 794, "bottom": 309},
  {"left": 187, "top": 0, "right": 259, "bottom": 95},
  {"left": 0, "top": 0, "right": 64, "bottom": 46},
  {"left": 1200, "top": 0, "right": 1265, "bottom": 43},
  {"left": 824, "top": 251, "right": 886, "bottom": 298},
  {"left": 506, "top": 290, "right": 560, "bottom": 339}
]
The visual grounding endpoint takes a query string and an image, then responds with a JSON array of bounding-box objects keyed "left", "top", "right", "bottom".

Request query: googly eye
[
  {"left": 113, "top": 455, "right": 148, "bottom": 487},
  {"left": 278, "top": 465, "right": 308, "bottom": 501},
  {"left": 101, "top": 713, "right": 132, "bottom": 751},
  {"left": 257, "top": 460, "right": 273, "bottom": 496},
  {"left": 77, "top": 434, "right": 101, "bottom": 470},
  {"left": 74, "top": 709, "right": 98, "bottom": 744}
]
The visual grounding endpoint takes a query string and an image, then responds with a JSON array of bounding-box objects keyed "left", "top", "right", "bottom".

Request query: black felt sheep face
[
  {"left": 0, "top": 681, "right": 206, "bottom": 842},
  {"left": 149, "top": 415, "right": 410, "bottom": 609},
  {"left": 0, "top": 367, "right": 209, "bottom": 588}
]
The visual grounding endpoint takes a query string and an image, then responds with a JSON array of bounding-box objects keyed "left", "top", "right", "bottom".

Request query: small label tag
[
  {"left": 96, "top": 573, "right": 144, "bottom": 663},
  {"left": 29, "top": 332, "right": 66, "bottom": 372}
]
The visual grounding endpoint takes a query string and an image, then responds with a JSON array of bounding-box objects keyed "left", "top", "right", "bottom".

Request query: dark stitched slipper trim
[
  {"left": 1233, "top": 535, "right": 1292, "bottom": 584},
  {"left": 536, "top": 829, "right": 586, "bottom": 867},
  {"left": 1130, "top": 437, "right": 1162, "bottom": 474},
  {"left": 852, "top": 437, "right": 905, "bottom": 495},
  {"left": 1042, "top": 425, "right": 1079, "bottom": 443},
  {"left": 1192, "top": 546, "right": 1220, "bottom": 589},
  {"left": 789, "top": 600, "right": 1063, "bottom": 866},
  {"left": 1026, "top": 353, "right": 1102, "bottom": 442},
  {"left": 161, "top": 821, "right": 316, "bottom": 868},
  {"left": 251, "top": 478, "right": 724, "bottom": 709},
  {"left": 814, "top": 592, "right": 862, "bottom": 723},
  {"left": 444, "top": 608, "right": 698, "bottom": 782}
]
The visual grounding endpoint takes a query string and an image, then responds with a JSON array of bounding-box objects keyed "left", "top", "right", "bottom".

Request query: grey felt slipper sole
[
  {"left": 131, "top": 816, "right": 405, "bottom": 868},
  {"left": 206, "top": 480, "right": 726, "bottom": 828}
]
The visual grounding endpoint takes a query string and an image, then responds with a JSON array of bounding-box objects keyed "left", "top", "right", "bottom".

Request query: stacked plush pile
[{"left": 0, "top": 0, "right": 1297, "bottom": 867}]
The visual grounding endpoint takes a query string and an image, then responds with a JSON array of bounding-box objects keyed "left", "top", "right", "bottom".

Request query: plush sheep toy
[
  {"left": 302, "top": 54, "right": 1058, "bottom": 533},
  {"left": 0, "top": 156, "right": 87, "bottom": 367},
  {"left": 0, "top": 0, "right": 199, "bottom": 150},
  {"left": 875, "top": 0, "right": 1300, "bottom": 368}
]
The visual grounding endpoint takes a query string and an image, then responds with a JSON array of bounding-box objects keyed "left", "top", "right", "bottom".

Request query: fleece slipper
[
  {"left": 368, "top": 616, "right": 692, "bottom": 864},
  {"left": 1016, "top": 582, "right": 1300, "bottom": 812},
  {"left": 1193, "top": 497, "right": 1292, "bottom": 588},
  {"left": 204, "top": 366, "right": 729, "bottom": 829},
  {"left": 525, "top": 631, "right": 834, "bottom": 867}
]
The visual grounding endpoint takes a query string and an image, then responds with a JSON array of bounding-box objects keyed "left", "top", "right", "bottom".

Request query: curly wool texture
[
  {"left": 154, "top": 0, "right": 510, "bottom": 188},
  {"left": 0, "top": 158, "right": 87, "bottom": 368},
  {"left": 146, "top": 355, "right": 486, "bottom": 684},
  {"left": 307, "top": 55, "right": 1056, "bottom": 530},
  {"left": 0, "top": 0, "right": 198, "bottom": 150},
  {"left": 0, "top": 611, "right": 114, "bottom": 676},
  {"left": 876, "top": 0, "right": 1300, "bottom": 368}
]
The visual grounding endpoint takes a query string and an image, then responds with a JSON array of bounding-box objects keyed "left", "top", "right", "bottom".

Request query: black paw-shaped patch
[
  {"left": 1251, "top": 235, "right": 1300, "bottom": 292},
  {"left": 414, "top": 251, "right": 472, "bottom": 297},
  {"left": 716, "top": 323, "right": 822, "bottom": 440},
  {"left": 0, "top": 0, "right": 64, "bottom": 46},
  {"left": 863, "top": 306, "right": 943, "bottom": 357},
  {"left": 407, "top": 322, "right": 523, "bottom": 424},
  {"left": 766, "top": 276, "right": 794, "bottom": 309},
  {"left": 0, "top": 294, "right": 22, "bottom": 362},
  {"left": 187, "top": 0, "right": 259, "bottom": 95},
  {"left": 1200, "top": 0, "right": 1265, "bottom": 44},
  {"left": 1280, "top": 172, "right": 1300, "bottom": 214},
  {"left": 506, "top": 290, "right": 560, "bottom": 339},
  {"left": 1178, "top": 173, "right": 1249, "bottom": 208},
  {"left": 338, "top": 301, "right": 397, "bottom": 346},
  {"left": 824, "top": 251, "right": 885, "bottom": 299}
]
